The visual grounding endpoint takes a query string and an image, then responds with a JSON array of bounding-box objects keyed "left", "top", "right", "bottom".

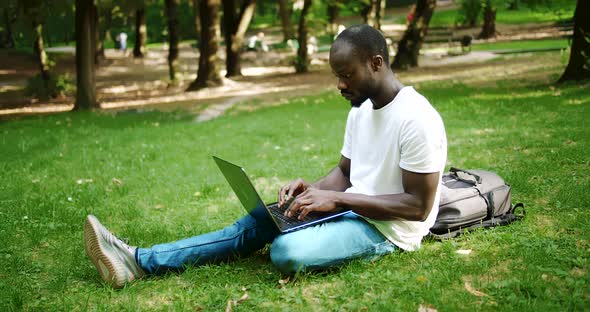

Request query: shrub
[
  {"left": 24, "top": 73, "right": 74, "bottom": 101},
  {"left": 456, "top": 0, "right": 483, "bottom": 27}
]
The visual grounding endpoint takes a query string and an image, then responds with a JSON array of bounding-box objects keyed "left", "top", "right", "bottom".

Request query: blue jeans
[{"left": 136, "top": 209, "right": 396, "bottom": 274}]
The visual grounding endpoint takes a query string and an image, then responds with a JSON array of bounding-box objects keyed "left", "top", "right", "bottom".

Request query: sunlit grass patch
[
  {"left": 472, "top": 39, "right": 569, "bottom": 52},
  {"left": 429, "top": 3, "right": 576, "bottom": 28}
]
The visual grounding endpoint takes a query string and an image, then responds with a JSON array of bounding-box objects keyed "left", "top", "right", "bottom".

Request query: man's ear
[{"left": 370, "top": 55, "right": 384, "bottom": 71}]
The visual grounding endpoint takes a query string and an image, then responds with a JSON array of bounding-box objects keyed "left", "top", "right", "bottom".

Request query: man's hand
[
  {"left": 277, "top": 178, "right": 312, "bottom": 207},
  {"left": 283, "top": 188, "right": 340, "bottom": 220}
]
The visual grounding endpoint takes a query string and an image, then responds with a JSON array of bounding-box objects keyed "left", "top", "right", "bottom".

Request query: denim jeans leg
[
  {"left": 137, "top": 210, "right": 279, "bottom": 275},
  {"left": 270, "top": 212, "right": 396, "bottom": 273}
]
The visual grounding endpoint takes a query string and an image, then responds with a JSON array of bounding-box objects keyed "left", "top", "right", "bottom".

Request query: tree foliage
[{"left": 456, "top": 0, "right": 482, "bottom": 27}]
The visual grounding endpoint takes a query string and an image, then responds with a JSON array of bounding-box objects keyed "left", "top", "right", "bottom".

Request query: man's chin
[{"left": 350, "top": 97, "right": 366, "bottom": 107}]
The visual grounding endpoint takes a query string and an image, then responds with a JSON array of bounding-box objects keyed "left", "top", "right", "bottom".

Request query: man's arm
[
  {"left": 285, "top": 169, "right": 440, "bottom": 222},
  {"left": 310, "top": 156, "right": 352, "bottom": 191},
  {"left": 277, "top": 156, "right": 351, "bottom": 206}
]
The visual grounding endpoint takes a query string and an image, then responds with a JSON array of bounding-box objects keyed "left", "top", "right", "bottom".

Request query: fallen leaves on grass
[
  {"left": 112, "top": 178, "right": 123, "bottom": 186},
  {"left": 418, "top": 304, "right": 438, "bottom": 312},
  {"left": 238, "top": 292, "right": 249, "bottom": 303},
  {"left": 76, "top": 178, "right": 93, "bottom": 185},
  {"left": 570, "top": 267, "right": 586, "bottom": 278},
  {"left": 277, "top": 276, "right": 290, "bottom": 288},
  {"left": 225, "top": 289, "right": 249, "bottom": 312},
  {"left": 456, "top": 249, "right": 472, "bottom": 255},
  {"left": 464, "top": 281, "right": 488, "bottom": 297}
]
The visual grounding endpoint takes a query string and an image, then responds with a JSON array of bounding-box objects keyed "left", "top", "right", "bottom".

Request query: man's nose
[{"left": 337, "top": 79, "right": 347, "bottom": 90}]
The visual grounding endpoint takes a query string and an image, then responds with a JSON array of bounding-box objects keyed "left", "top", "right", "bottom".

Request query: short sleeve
[
  {"left": 340, "top": 108, "right": 356, "bottom": 159},
  {"left": 399, "top": 117, "right": 446, "bottom": 173}
]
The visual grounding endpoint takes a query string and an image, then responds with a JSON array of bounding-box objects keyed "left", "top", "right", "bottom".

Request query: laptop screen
[{"left": 213, "top": 156, "right": 267, "bottom": 214}]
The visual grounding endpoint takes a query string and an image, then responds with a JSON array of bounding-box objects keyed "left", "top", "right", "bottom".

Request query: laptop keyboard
[{"left": 268, "top": 198, "right": 314, "bottom": 227}]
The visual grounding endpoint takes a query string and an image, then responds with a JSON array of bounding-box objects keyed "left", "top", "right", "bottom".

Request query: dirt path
[
  {"left": 0, "top": 46, "right": 500, "bottom": 117},
  {"left": 0, "top": 20, "right": 570, "bottom": 118}
]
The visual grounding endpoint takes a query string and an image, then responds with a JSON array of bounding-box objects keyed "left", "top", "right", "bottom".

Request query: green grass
[
  {"left": 471, "top": 38, "right": 569, "bottom": 52},
  {"left": 1, "top": 53, "right": 589, "bottom": 310},
  {"left": 429, "top": 4, "right": 575, "bottom": 28}
]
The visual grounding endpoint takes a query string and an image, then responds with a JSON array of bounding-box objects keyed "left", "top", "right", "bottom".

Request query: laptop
[{"left": 213, "top": 156, "right": 351, "bottom": 233}]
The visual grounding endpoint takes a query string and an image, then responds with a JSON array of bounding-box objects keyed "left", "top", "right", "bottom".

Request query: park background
[{"left": 0, "top": 0, "right": 588, "bottom": 310}]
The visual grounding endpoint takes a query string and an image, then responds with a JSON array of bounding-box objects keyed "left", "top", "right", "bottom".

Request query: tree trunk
[
  {"left": 362, "top": 0, "right": 382, "bottom": 30},
  {"left": 2, "top": 7, "right": 16, "bottom": 48},
  {"left": 133, "top": 7, "right": 147, "bottom": 58},
  {"left": 102, "top": 6, "right": 113, "bottom": 51},
  {"left": 295, "top": 0, "right": 312, "bottom": 73},
  {"left": 558, "top": 0, "right": 590, "bottom": 82},
  {"left": 376, "top": 0, "right": 385, "bottom": 31},
  {"left": 327, "top": 1, "right": 339, "bottom": 39},
  {"left": 278, "top": 0, "right": 294, "bottom": 41},
  {"left": 93, "top": 3, "right": 105, "bottom": 65},
  {"left": 187, "top": 0, "right": 222, "bottom": 90},
  {"left": 392, "top": 0, "right": 436, "bottom": 70},
  {"left": 223, "top": 0, "right": 256, "bottom": 77},
  {"left": 192, "top": 0, "right": 201, "bottom": 42},
  {"left": 507, "top": 0, "right": 519, "bottom": 10},
  {"left": 478, "top": 0, "right": 497, "bottom": 39},
  {"left": 75, "top": 0, "right": 97, "bottom": 110},
  {"left": 31, "top": 17, "right": 51, "bottom": 86},
  {"left": 165, "top": 0, "right": 180, "bottom": 81}
]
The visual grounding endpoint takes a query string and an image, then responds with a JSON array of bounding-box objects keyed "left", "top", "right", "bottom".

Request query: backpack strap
[
  {"left": 428, "top": 203, "right": 525, "bottom": 240},
  {"left": 449, "top": 167, "right": 482, "bottom": 185},
  {"left": 510, "top": 202, "right": 525, "bottom": 219}
]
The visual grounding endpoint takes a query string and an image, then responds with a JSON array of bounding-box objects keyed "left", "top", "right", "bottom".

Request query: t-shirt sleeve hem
[{"left": 399, "top": 162, "right": 441, "bottom": 174}]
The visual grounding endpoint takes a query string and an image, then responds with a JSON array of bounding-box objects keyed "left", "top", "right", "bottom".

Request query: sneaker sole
[{"left": 84, "top": 215, "right": 128, "bottom": 289}]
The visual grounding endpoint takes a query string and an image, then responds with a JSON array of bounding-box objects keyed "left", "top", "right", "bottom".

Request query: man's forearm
[
  {"left": 334, "top": 192, "right": 431, "bottom": 222},
  {"left": 311, "top": 166, "right": 351, "bottom": 192}
]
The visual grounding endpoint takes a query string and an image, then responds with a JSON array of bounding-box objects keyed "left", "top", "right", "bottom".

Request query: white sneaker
[{"left": 84, "top": 215, "right": 145, "bottom": 288}]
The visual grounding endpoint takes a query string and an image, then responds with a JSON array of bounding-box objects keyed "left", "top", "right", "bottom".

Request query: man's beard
[
  {"left": 350, "top": 95, "right": 368, "bottom": 107},
  {"left": 349, "top": 84, "right": 374, "bottom": 107}
]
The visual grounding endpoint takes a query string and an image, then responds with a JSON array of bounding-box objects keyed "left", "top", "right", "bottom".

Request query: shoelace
[{"left": 105, "top": 229, "right": 135, "bottom": 254}]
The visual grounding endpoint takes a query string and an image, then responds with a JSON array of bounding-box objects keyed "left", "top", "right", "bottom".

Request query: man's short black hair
[{"left": 335, "top": 24, "right": 389, "bottom": 65}]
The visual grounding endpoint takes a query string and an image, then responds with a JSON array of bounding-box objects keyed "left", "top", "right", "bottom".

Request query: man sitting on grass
[{"left": 84, "top": 24, "right": 447, "bottom": 288}]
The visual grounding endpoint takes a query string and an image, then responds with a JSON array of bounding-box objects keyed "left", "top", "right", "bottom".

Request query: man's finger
[
  {"left": 298, "top": 204, "right": 316, "bottom": 220},
  {"left": 286, "top": 183, "right": 298, "bottom": 201},
  {"left": 278, "top": 187, "right": 284, "bottom": 206},
  {"left": 284, "top": 197, "right": 301, "bottom": 217},
  {"left": 283, "top": 195, "right": 297, "bottom": 217},
  {"left": 278, "top": 185, "right": 290, "bottom": 206},
  {"left": 285, "top": 196, "right": 309, "bottom": 217}
]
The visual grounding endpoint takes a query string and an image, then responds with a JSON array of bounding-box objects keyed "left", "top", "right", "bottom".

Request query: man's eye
[{"left": 333, "top": 73, "right": 351, "bottom": 79}]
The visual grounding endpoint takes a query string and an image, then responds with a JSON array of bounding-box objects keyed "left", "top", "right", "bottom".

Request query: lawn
[
  {"left": 471, "top": 38, "right": 569, "bottom": 52},
  {"left": 1, "top": 53, "right": 589, "bottom": 310},
  {"left": 428, "top": 2, "right": 575, "bottom": 28}
]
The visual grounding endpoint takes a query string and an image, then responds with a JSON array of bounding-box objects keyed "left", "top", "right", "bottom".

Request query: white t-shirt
[{"left": 340, "top": 86, "right": 447, "bottom": 251}]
